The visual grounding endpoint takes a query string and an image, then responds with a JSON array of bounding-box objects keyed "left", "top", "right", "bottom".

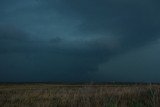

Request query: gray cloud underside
[{"left": 0, "top": 0, "right": 160, "bottom": 81}]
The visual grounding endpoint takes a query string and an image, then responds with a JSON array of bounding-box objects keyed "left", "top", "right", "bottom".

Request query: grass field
[{"left": 0, "top": 83, "right": 160, "bottom": 107}]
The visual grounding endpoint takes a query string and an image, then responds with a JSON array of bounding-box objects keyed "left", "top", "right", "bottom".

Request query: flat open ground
[{"left": 0, "top": 84, "right": 160, "bottom": 107}]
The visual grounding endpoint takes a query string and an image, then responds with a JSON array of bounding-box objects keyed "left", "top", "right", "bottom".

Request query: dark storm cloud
[
  {"left": 0, "top": 0, "right": 160, "bottom": 82},
  {"left": 59, "top": 0, "right": 160, "bottom": 43},
  {"left": 0, "top": 26, "right": 28, "bottom": 41},
  {"left": 0, "top": 25, "right": 29, "bottom": 53},
  {"left": 46, "top": 0, "right": 160, "bottom": 73}
]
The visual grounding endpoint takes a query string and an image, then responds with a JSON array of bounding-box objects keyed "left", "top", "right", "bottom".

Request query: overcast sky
[{"left": 0, "top": 0, "right": 160, "bottom": 82}]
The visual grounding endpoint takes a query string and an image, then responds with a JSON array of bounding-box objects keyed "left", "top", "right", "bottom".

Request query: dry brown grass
[{"left": 0, "top": 84, "right": 160, "bottom": 107}]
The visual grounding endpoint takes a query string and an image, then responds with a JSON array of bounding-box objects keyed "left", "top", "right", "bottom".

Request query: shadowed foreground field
[{"left": 0, "top": 84, "right": 160, "bottom": 107}]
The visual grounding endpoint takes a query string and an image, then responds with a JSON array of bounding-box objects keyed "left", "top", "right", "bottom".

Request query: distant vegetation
[{"left": 0, "top": 84, "right": 160, "bottom": 107}]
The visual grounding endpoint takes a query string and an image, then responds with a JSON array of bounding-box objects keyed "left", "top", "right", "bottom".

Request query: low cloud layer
[{"left": 0, "top": 0, "right": 160, "bottom": 82}]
